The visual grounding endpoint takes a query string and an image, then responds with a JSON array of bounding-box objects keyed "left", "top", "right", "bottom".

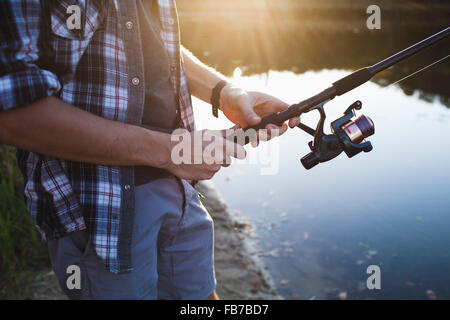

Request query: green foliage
[{"left": 0, "top": 145, "right": 49, "bottom": 299}]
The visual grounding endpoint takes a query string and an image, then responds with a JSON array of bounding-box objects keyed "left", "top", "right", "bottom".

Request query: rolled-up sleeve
[{"left": 0, "top": 0, "right": 61, "bottom": 111}]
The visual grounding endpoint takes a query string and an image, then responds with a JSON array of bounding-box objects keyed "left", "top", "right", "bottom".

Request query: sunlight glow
[{"left": 233, "top": 67, "right": 243, "bottom": 80}]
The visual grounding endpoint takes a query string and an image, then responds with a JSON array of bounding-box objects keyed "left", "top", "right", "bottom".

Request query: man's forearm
[
  {"left": 0, "top": 96, "right": 170, "bottom": 167},
  {"left": 181, "top": 46, "right": 228, "bottom": 103}
]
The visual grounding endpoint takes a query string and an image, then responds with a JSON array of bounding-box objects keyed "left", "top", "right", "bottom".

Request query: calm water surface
[{"left": 181, "top": 10, "right": 450, "bottom": 299}]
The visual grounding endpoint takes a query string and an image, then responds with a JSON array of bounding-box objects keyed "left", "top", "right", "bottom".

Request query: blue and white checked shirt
[{"left": 0, "top": 0, "right": 195, "bottom": 274}]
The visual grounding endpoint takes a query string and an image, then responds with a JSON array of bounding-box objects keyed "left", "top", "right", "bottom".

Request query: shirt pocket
[{"left": 48, "top": 0, "right": 107, "bottom": 82}]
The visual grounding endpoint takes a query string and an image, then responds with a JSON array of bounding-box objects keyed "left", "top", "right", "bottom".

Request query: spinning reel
[{"left": 298, "top": 100, "right": 375, "bottom": 169}]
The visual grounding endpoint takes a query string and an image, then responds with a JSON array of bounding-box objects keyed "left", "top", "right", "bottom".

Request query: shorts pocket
[{"left": 68, "top": 230, "right": 92, "bottom": 257}]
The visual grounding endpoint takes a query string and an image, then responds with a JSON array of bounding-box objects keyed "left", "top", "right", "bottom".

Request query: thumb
[{"left": 241, "top": 102, "right": 261, "bottom": 127}]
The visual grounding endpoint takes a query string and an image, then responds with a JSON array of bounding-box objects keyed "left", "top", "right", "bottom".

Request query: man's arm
[
  {"left": 181, "top": 46, "right": 300, "bottom": 131},
  {"left": 0, "top": 96, "right": 170, "bottom": 167},
  {"left": 181, "top": 46, "right": 227, "bottom": 104},
  {"left": 0, "top": 96, "right": 245, "bottom": 180}
]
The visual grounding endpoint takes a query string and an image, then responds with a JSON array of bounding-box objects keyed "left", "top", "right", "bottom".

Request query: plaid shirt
[{"left": 0, "top": 0, "right": 195, "bottom": 274}]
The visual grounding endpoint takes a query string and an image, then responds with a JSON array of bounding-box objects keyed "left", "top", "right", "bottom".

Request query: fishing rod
[{"left": 227, "top": 27, "right": 450, "bottom": 169}]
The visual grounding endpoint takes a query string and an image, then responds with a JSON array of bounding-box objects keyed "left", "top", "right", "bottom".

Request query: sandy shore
[
  {"left": 28, "top": 181, "right": 277, "bottom": 300},
  {"left": 196, "top": 181, "right": 277, "bottom": 300}
]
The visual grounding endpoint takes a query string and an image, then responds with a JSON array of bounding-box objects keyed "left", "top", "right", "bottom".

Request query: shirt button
[
  {"left": 124, "top": 184, "right": 131, "bottom": 191},
  {"left": 125, "top": 21, "right": 133, "bottom": 30},
  {"left": 131, "top": 77, "right": 140, "bottom": 86},
  {"left": 168, "top": 18, "right": 175, "bottom": 25},
  {"left": 170, "top": 66, "right": 177, "bottom": 73}
]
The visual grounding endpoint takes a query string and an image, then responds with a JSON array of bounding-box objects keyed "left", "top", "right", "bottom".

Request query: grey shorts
[{"left": 48, "top": 176, "right": 216, "bottom": 300}]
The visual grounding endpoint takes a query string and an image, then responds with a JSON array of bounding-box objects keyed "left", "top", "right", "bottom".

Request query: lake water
[{"left": 180, "top": 9, "right": 450, "bottom": 300}]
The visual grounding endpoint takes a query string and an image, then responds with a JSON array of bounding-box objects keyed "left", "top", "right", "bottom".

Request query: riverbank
[
  {"left": 27, "top": 181, "right": 277, "bottom": 300},
  {"left": 197, "top": 181, "right": 277, "bottom": 300}
]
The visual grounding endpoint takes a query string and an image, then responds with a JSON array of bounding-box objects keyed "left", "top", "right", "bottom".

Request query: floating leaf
[{"left": 359, "top": 242, "right": 369, "bottom": 248}]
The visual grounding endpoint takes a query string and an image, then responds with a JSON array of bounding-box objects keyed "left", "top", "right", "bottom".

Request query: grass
[{"left": 0, "top": 145, "right": 50, "bottom": 299}]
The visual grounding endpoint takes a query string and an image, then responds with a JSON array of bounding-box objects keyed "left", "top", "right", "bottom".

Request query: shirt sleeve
[{"left": 0, "top": 0, "right": 61, "bottom": 111}]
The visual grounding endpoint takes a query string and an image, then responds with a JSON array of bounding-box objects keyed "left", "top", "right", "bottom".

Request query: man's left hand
[{"left": 219, "top": 85, "right": 301, "bottom": 143}]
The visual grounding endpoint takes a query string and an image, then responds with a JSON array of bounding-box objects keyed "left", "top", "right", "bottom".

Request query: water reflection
[{"left": 180, "top": 9, "right": 449, "bottom": 106}]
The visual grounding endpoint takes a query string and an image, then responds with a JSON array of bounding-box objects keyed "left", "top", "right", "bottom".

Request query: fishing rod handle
[
  {"left": 225, "top": 112, "right": 286, "bottom": 145},
  {"left": 225, "top": 87, "right": 337, "bottom": 145},
  {"left": 225, "top": 102, "right": 310, "bottom": 145}
]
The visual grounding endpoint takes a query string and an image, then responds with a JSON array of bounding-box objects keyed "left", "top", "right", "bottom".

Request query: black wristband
[{"left": 210, "top": 80, "right": 228, "bottom": 118}]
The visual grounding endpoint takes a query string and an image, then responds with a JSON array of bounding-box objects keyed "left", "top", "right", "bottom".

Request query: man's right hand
[{"left": 162, "top": 129, "right": 246, "bottom": 181}]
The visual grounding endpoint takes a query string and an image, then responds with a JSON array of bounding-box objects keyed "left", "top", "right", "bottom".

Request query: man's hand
[
  {"left": 163, "top": 129, "right": 246, "bottom": 180},
  {"left": 219, "top": 85, "right": 301, "bottom": 142},
  {"left": 180, "top": 47, "right": 300, "bottom": 143}
]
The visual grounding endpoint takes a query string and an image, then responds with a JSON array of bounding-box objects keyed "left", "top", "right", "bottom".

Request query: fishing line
[{"left": 388, "top": 54, "right": 450, "bottom": 86}]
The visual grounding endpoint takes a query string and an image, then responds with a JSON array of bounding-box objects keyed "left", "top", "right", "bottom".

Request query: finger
[
  {"left": 280, "top": 122, "right": 288, "bottom": 135},
  {"left": 250, "top": 137, "right": 259, "bottom": 148},
  {"left": 258, "top": 128, "right": 269, "bottom": 142},
  {"left": 289, "top": 116, "right": 301, "bottom": 128},
  {"left": 223, "top": 136, "right": 246, "bottom": 160},
  {"left": 273, "top": 123, "right": 288, "bottom": 135},
  {"left": 265, "top": 123, "right": 287, "bottom": 140},
  {"left": 222, "top": 155, "right": 232, "bottom": 167}
]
